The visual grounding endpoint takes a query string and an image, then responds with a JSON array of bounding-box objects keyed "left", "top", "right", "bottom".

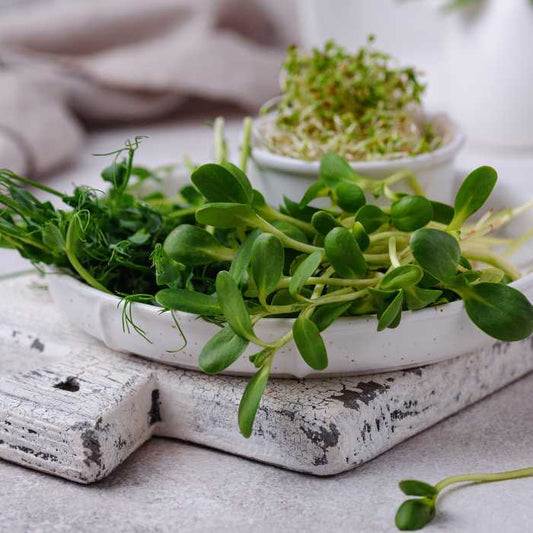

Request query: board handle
[{"left": 0, "top": 357, "right": 158, "bottom": 483}]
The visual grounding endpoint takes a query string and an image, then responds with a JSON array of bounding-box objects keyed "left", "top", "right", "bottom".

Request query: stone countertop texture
[{"left": 1, "top": 117, "right": 532, "bottom": 532}]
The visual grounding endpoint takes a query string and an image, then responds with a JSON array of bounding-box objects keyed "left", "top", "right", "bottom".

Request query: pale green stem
[
  {"left": 272, "top": 329, "right": 295, "bottom": 350},
  {"left": 240, "top": 117, "right": 252, "bottom": 173},
  {"left": 502, "top": 227, "right": 533, "bottom": 258},
  {"left": 388, "top": 237, "right": 400, "bottom": 268},
  {"left": 167, "top": 206, "right": 199, "bottom": 219},
  {"left": 257, "top": 217, "right": 321, "bottom": 254},
  {"left": 435, "top": 466, "right": 533, "bottom": 493},
  {"left": 471, "top": 236, "right": 512, "bottom": 246},
  {"left": 369, "top": 231, "right": 410, "bottom": 244},
  {"left": 460, "top": 201, "right": 533, "bottom": 238},
  {"left": 310, "top": 288, "right": 369, "bottom": 307},
  {"left": 380, "top": 169, "right": 425, "bottom": 196},
  {"left": 0, "top": 171, "right": 65, "bottom": 199},
  {"left": 364, "top": 253, "right": 392, "bottom": 264},
  {"left": 310, "top": 266, "right": 334, "bottom": 299},
  {"left": 2, "top": 232, "right": 49, "bottom": 253},
  {"left": 461, "top": 247, "right": 522, "bottom": 281},
  {"left": 257, "top": 204, "right": 315, "bottom": 235},
  {"left": 214, "top": 117, "right": 227, "bottom": 163},
  {"left": 276, "top": 276, "right": 379, "bottom": 290},
  {"left": 383, "top": 185, "right": 400, "bottom": 202}
]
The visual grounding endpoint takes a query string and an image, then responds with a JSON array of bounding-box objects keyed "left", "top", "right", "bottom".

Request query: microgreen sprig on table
[
  {"left": 256, "top": 37, "right": 441, "bottom": 162},
  {"left": 395, "top": 466, "right": 533, "bottom": 530}
]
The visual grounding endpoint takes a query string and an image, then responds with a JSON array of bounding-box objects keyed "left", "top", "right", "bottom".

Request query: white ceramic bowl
[
  {"left": 251, "top": 113, "right": 465, "bottom": 207},
  {"left": 48, "top": 159, "right": 532, "bottom": 379},
  {"left": 48, "top": 269, "right": 532, "bottom": 379}
]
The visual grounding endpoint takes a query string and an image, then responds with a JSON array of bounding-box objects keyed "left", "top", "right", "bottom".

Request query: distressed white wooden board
[{"left": 0, "top": 275, "right": 532, "bottom": 483}]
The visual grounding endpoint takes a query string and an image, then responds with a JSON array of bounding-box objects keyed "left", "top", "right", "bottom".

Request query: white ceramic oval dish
[
  {"left": 48, "top": 270, "right": 533, "bottom": 379},
  {"left": 251, "top": 112, "right": 465, "bottom": 207}
]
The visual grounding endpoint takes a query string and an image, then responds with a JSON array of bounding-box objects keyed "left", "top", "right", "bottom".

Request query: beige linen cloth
[{"left": 0, "top": 0, "right": 286, "bottom": 176}]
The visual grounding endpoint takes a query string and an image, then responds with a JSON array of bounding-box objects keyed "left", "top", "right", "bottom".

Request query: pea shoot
[{"left": 256, "top": 37, "right": 441, "bottom": 161}]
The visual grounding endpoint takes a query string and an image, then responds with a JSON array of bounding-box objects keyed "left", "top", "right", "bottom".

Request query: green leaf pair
[
  {"left": 395, "top": 479, "right": 438, "bottom": 530},
  {"left": 411, "top": 228, "right": 533, "bottom": 341},
  {"left": 299, "top": 153, "right": 365, "bottom": 210}
]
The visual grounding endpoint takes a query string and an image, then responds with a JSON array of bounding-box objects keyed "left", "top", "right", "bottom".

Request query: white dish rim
[
  {"left": 51, "top": 270, "right": 533, "bottom": 335},
  {"left": 251, "top": 111, "right": 466, "bottom": 176}
]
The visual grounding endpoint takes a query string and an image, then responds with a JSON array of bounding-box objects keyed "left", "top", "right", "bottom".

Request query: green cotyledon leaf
[
  {"left": 461, "top": 282, "right": 533, "bottom": 341},
  {"left": 448, "top": 166, "right": 497, "bottom": 230},
  {"left": 191, "top": 163, "right": 253, "bottom": 205},
  {"left": 196, "top": 203, "right": 260, "bottom": 228},
  {"left": 289, "top": 250, "right": 323, "bottom": 297},
  {"left": 215, "top": 270, "right": 256, "bottom": 341},
  {"left": 380, "top": 265, "right": 423, "bottom": 291},
  {"left": 404, "top": 286, "right": 442, "bottom": 310},
  {"left": 229, "top": 229, "right": 261, "bottom": 285},
  {"left": 355, "top": 204, "right": 389, "bottom": 233},
  {"left": 251, "top": 233, "right": 284, "bottom": 303},
  {"left": 155, "top": 288, "right": 221, "bottom": 316},
  {"left": 410, "top": 228, "right": 460, "bottom": 285},
  {"left": 351, "top": 221, "right": 370, "bottom": 251},
  {"left": 311, "top": 211, "right": 341, "bottom": 236},
  {"left": 299, "top": 181, "right": 328, "bottom": 208},
  {"left": 292, "top": 314, "right": 328, "bottom": 370},
  {"left": 395, "top": 499, "right": 436, "bottom": 531},
  {"left": 399, "top": 480, "right": 438, "bottom": 497},
  {"left": 163, "top": 224, "right": 235, "bottom": 265},
  {"left": 377, "top": 290, "right": 404, "bottom": 331},
  {"left": 324, "top": 227, "right": 366, "bottom": 278},
  {"left": 239, "top": 361, "right": 271, "bottom": 438},
  {"left": 199, "top": 326, "right": 249, "bottom": 374},
  {"left": 335, "top": 182, "right": 366, "bottom": 213},
  {"left": 391, "top": 195, "right": 433, "bottom": 232},
  {"left": 319, "top": 152, "right": 357, "bottom": 186}
]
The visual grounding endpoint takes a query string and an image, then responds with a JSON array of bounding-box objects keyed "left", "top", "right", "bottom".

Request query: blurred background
[{"left": 1, "top": 0, "right": 532, "bottom": 272}]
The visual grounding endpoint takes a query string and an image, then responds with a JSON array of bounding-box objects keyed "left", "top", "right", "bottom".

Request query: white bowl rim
[
  {"left": 49, "top": 270, "right": 533, "bottom": 331},
  {"left": 251, "top": 111, "right": 466, "bottom": 176}
]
